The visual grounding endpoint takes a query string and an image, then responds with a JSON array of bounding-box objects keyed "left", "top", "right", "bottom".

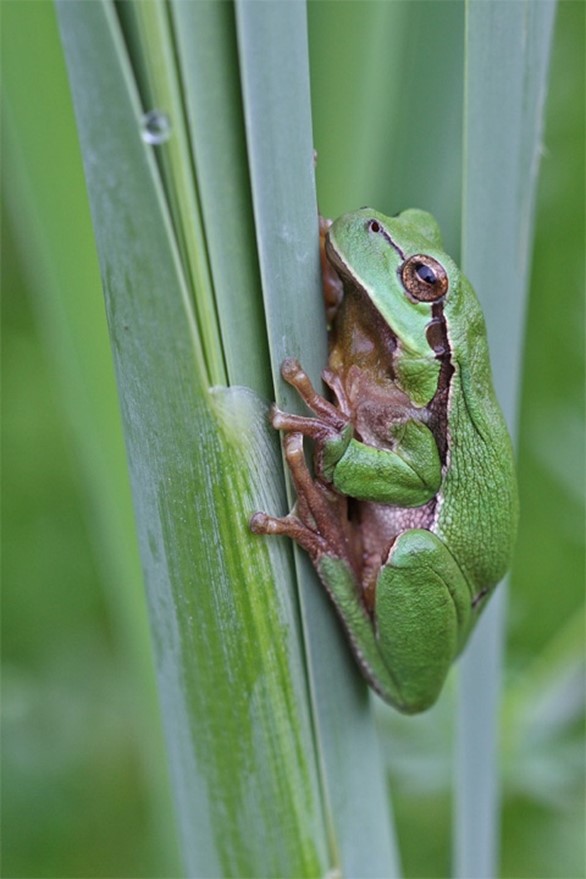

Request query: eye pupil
[
  {"left": 415, "top": 262, "right": 437, "bottom": 285},
  {"left": 368, "top": 220, "right": 381, "bottom": 233},
  {"left": 399, "top": 254, "right": 449, "bottom": 302}
]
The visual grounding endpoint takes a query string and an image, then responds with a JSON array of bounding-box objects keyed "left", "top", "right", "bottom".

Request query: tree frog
[{"left": 250, "top": 208, "right": 518, "bottom": 714}]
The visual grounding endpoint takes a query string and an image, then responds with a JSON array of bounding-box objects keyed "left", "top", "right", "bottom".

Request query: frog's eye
[
  {"left": 400, "top": 254, "right": 449, "bottom": 302},
  {"left": 367, "top": 219, "right": 382, "bottom": 233}
]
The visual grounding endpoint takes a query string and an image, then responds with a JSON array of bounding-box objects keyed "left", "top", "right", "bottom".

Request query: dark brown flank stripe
[{"left": 426, "top": 301, "right": 454, "bottom": 465}]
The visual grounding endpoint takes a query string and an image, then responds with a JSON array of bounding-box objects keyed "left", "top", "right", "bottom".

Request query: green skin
[{"left": 251, "top": 208, "right": 518, "bottom": 714}]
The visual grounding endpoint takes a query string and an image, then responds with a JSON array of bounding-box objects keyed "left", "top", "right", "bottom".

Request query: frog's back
[{"left": 435, "top": 311, "right": 518, "bottom": 593}]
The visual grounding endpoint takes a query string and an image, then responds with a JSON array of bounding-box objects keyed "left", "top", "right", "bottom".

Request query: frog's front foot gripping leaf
[{"left": 250, "top": 358, "right": 357, "bottom": 574}]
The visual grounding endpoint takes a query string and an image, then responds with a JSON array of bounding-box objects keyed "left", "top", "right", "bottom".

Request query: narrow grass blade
[
  {"left": 236, "top": 3, "right": 400, "bottom": 875},
  {"left": 456, "top": 2, "right": 557, "bottom": 876},
  {"left": 56, "top": 1, "right": 330, "bottom": 874},
  {"left": 117, "top": 0, "right": 225, "bottom": 389},
  {"left": 171, "top": 0, "right": 272, "bottom": 398}
]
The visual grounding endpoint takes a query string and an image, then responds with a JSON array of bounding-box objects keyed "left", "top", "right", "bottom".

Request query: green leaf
[
  {"left": 171, "top": 0, "right": 272, "bottom": 396},
  {"left": 56, "top": 2, "right": 330, "bottom": 874},
  {"left": 456, "top": 2, "right": 556, "bottom": 877}
]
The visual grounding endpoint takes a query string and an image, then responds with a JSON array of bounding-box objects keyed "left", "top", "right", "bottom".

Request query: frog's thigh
[{"left": 376, "top": 529, "right": 472, "bottom": 713}]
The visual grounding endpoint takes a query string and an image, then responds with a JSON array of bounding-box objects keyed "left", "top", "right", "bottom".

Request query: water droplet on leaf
[{"left": 140, "top": 110, "right": 172, "bottom": 145}]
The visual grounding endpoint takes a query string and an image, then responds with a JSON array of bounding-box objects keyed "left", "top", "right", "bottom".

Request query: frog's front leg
[
  {"left": 271, "top": 358, "right": 442, "bottom": 508},
  {"left": 319, "top": 529, "right": 477, "bottom": 713}
]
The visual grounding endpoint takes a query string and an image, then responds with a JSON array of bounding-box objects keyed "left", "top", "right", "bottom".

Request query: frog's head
[{"left": 326, "top": 207, "right": 465, "bottom": 406}]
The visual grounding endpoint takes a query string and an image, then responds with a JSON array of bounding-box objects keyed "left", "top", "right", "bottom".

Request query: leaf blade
[
  {"left": 56, "top": 1, "right": 330, "bottom": 873},
  {"left": 456, "top": 3, "right": 557, "bottom": 876}
]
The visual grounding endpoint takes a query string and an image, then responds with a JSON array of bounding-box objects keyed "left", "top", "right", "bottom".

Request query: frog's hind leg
[
  {"left": 315, "top": 529, "right": 477, "bottom": 713},
  {"left": 374, "top": 528, "right": 475, "bottom": 713}
]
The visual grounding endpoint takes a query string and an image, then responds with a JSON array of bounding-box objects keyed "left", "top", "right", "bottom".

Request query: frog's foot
[
  {"left": 279, "top": 359, "right": 348, "bottom": 430},
  {"left": 267, "top": 359, "right": 353, "bottom": 477},
  {"left": 322, "top": 367, "right": 351, "bottom": 417},
  {"left": 250, "top": 432, "right": 353, "bottom": 567}
]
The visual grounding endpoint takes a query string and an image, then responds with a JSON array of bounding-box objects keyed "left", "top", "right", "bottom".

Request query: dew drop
[{"left": 140, "top": 109, "right": 172, "bottom": 145}]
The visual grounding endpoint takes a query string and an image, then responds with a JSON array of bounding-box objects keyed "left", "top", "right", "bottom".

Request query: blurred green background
[{"left": 2, "top": 2, "right": 584, "bottom": 878}]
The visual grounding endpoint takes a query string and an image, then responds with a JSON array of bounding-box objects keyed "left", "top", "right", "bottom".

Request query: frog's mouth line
[
  {"left": 325, "top": 227, "right": 406, "bottom": 299},
  {"left": 324, "top": 234, "right": 351, "bottom": 281},
  {"left": 325, "top": 234, "right": 397, "bottom": 326},
  {"left": 325, "top": 234, "right": 399, "bottom": 346}
]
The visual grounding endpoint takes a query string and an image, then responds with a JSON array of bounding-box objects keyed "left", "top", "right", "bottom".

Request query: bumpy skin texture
[{"left": 250, "top": 208, "right": 518, "bottom": 714}]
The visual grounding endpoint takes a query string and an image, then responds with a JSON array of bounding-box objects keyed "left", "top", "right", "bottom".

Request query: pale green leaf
[
  {"left": 56, "top": 1, "right": 330, "bottom": 874},
  {"left": 456, "top": 3, "right": 556, "bottom": 877}
]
